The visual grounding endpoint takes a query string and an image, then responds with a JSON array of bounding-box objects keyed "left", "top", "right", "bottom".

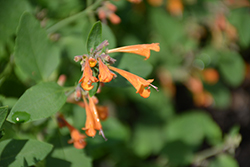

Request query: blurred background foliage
[{"left": 0, "top": 0, "right": 250, "bottom": 166}]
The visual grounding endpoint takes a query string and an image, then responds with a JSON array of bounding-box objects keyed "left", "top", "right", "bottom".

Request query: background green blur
[{"left": 0, "top": 0, "right": 250, "bottom": 166}]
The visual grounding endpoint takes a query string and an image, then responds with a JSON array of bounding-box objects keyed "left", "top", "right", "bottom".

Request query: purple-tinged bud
[
  {"left": 101, "top": 54, "right": 116, "bottom": 64},
  {"left": 75, "top": 86, "right": 82, "bottom": 101},
  {"left": 74, "top": 55, "right": 83, "bottom": 62},
  {"left": 96, "top": 40, "right": 109, "bottom": 51}
]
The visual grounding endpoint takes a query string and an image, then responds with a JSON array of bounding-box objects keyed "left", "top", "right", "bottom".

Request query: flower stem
[{"left": 46, "top": 0, "right": 103, "bottom": 34}]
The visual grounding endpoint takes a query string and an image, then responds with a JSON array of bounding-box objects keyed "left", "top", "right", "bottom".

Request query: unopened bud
[
  {"left": 101, "top": 54, "right": 116, "bottom": 64},
  {"left": 75, "top": 87, "right": 82, "bottom": 101},
  {"left": 57, "top": 74, "right": 66, "bottom": 86},
  {"left": 108, "top": 13, "right": 121, "bottom": 25},
  {"left": 74, "top": 55, "right": 83, "bottom": 62},
  {"left": 105, "top": 2, "right": 117, "bottom": 12},
  {"left": 98, "top": 8, "right": 106, "bottom": 20},
  {"left": 96, "top": 40, "right": 109, "bottom": 51}
]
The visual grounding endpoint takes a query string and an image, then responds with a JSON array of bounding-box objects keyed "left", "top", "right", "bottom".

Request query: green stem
[
  {"left": 63, "top": 86, "right": 76, "bottom": 96},
  {"left": 193, "top": 146, "right": 223, "bottom": 165},
  {"left": 46, "top": 0, "right": 103, "bottom": 34}
]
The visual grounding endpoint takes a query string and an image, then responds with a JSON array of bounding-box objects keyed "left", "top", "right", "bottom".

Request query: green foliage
[
  {"left": 45, "top": 132, "right": 92, "bottom": 167},
  {"left": 209, "top": 154, "right": 239, "bottom": 167},
  {"left": 7, "top": 82, "right": 67, "bottom": 123},
  {"left": 0, "top": 106, "right": 8, "bottom": 128},
  {"left": 14, "top": 13, "right": 60, "bottom": 82},
  {"left": 0, "top": 139, "right": 53, "bottom": 167},
  {"left": 0, "top": 0, "right": 30, "bottom": 46},
  {"left": 87, "top": 21, "right": 102, "bottom": 54},
  {"left": 228, "top": 9, "right": 250, "bottom": 48},
  {"left": 164, "top": 111, "right": 222, "bottom": 147},
  {"left": 218, "top": 51, "right": 245, "bottom": 87}
]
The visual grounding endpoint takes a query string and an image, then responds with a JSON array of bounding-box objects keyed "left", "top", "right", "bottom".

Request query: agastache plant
[{"left": 59, "top": 21, "right": 160, "bottom": 149}]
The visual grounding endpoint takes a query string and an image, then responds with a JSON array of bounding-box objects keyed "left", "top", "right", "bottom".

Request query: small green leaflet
[{"left": 86, "top": 21, "right": 102, "bottom": 54}]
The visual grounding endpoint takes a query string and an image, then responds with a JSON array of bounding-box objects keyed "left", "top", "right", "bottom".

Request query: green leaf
[
  {"left": 0, "top": 106, "right": 8, "bottom": 128},
  {"left": 205, "top": 82, "right": 231, "bottom": 109},
  {"left": 86, "top": 21, "right": 102, "bottom": 54},
  {"left": 102, "top": 23, "right": 116, "bottom": 49},
  {"left": 88, "top": 82, "right": 99, "bottom": 97},
  {"left": 132, "top": 124, "right": 164, "bottom": 157},
  {"left": 0, "top": 0, "right": 30, "bottom": 45},
  {"left": 46, "top": 132, "right": 92, "bottom": 167},
  {"left": 209, "top": 154, "right": 239, "bottom": 167},
  {"left": 228, "top": 9, "right": 250, "bottom": 48},
  {"left": 7, "top": 82, "right": 67, "bottom": 123},
  {"left": 150, "top": 8, "right": 184, "bottom": 46},
  {"left": 164, "top": 111, "right": 222, "bottom": 147},
  {"left": 14, "top": 12, "right": 60, "bottom": 82},
  {"left": 0, "top": 139, "right": 53, "bottom": 167},
  {"left": 161, "top": 141, "right": 193, "bottom": 166},
  {"left": 218, "top": 51, "right": 245, "bottom": 87}
]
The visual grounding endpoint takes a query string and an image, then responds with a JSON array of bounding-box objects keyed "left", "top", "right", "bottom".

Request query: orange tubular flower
[
  {"left": 57, "top": 114, "right": 87, "bottom": 149},
  {"left": 79, "top": 57, "right": 98, "bottom": 91},
  {"left": 107, "top": 43, "right": 160, "bottom": 60},
  {"left": 98, "top": 58, "right": 117, "bottom": 82},
  {"left": 88, "top": 95, "right": 102, "bottom": 130},
  {"left": 82, "top": 97, "right": 96, "bottom": 137},
  {"left": 109, "top": 66, "right": 157, "bottom": 98},
  {"left": 88, "top": 95, "right": 107, "bottom": 140}
]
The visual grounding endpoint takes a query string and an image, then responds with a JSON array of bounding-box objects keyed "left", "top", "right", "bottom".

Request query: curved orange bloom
[
  {"left": 57, "top": 114, "right": 87, "bottom": 149},
  {"left": 82, "top": 97, "right": 96, "bottom": 137},
  {"left": 98, "top": 58, "right": 116, "bottom": 82},
  {"left": 109, "top": 66, "right": 155, "bottom": 98},
  {"left": 107, "top": 43, "right": 160, "bottom": 60},
  {"left": 79, "top": 57, "right": 98, "bottom": 91},
  {"left": 88, "top": 95, "right": 102, "bottom": 130}
]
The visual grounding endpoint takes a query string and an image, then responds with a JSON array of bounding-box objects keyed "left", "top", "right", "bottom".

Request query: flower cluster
[
  {"left": 75, "top": 40, "right": 160, "bottom": 98},
  {"left": 57, "top": 41, "right": 159, "bottom": 149}
]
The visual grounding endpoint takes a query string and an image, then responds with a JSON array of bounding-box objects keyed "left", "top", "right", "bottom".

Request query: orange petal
[
  {"left": 82, "top": 97, "right": 96, "bottom": 137},
  {"left": 79, "top": 57, "right": 98, "bottom": 91},
  {"left": 70, "top": 129, "right": 87, "bottom": 149},
  {"left": 108, "top": 13, "right": 121, "bottom": 25},
  {"left": 167, "top": 0, "right": 183, "bottom": 17},
  {"left": 57, "top": 114, "right": 87, "bottom": 149},
  {"left": 109, "top": 66, "right": 154, "bottom": 98},
  {"left": 89, "top": 58, "right": 97, "bottom": 67},
  {"left": 202, "top": 68, "right": 219, "bottom": 85},
  {"left": 98, "top": 58, "right": 116, "bottom": 82},
  {"left": 88, "top": 95, "right": 102, "bottom": 130},
  {"left": 73, "top": 140, "right": 87, "bottom": 149},
  {"left": 107, "top": 43, "right": 160, "bottom": 60},
  {"left": 96, "top": 105, "right": 109, "bottom": 120}
]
